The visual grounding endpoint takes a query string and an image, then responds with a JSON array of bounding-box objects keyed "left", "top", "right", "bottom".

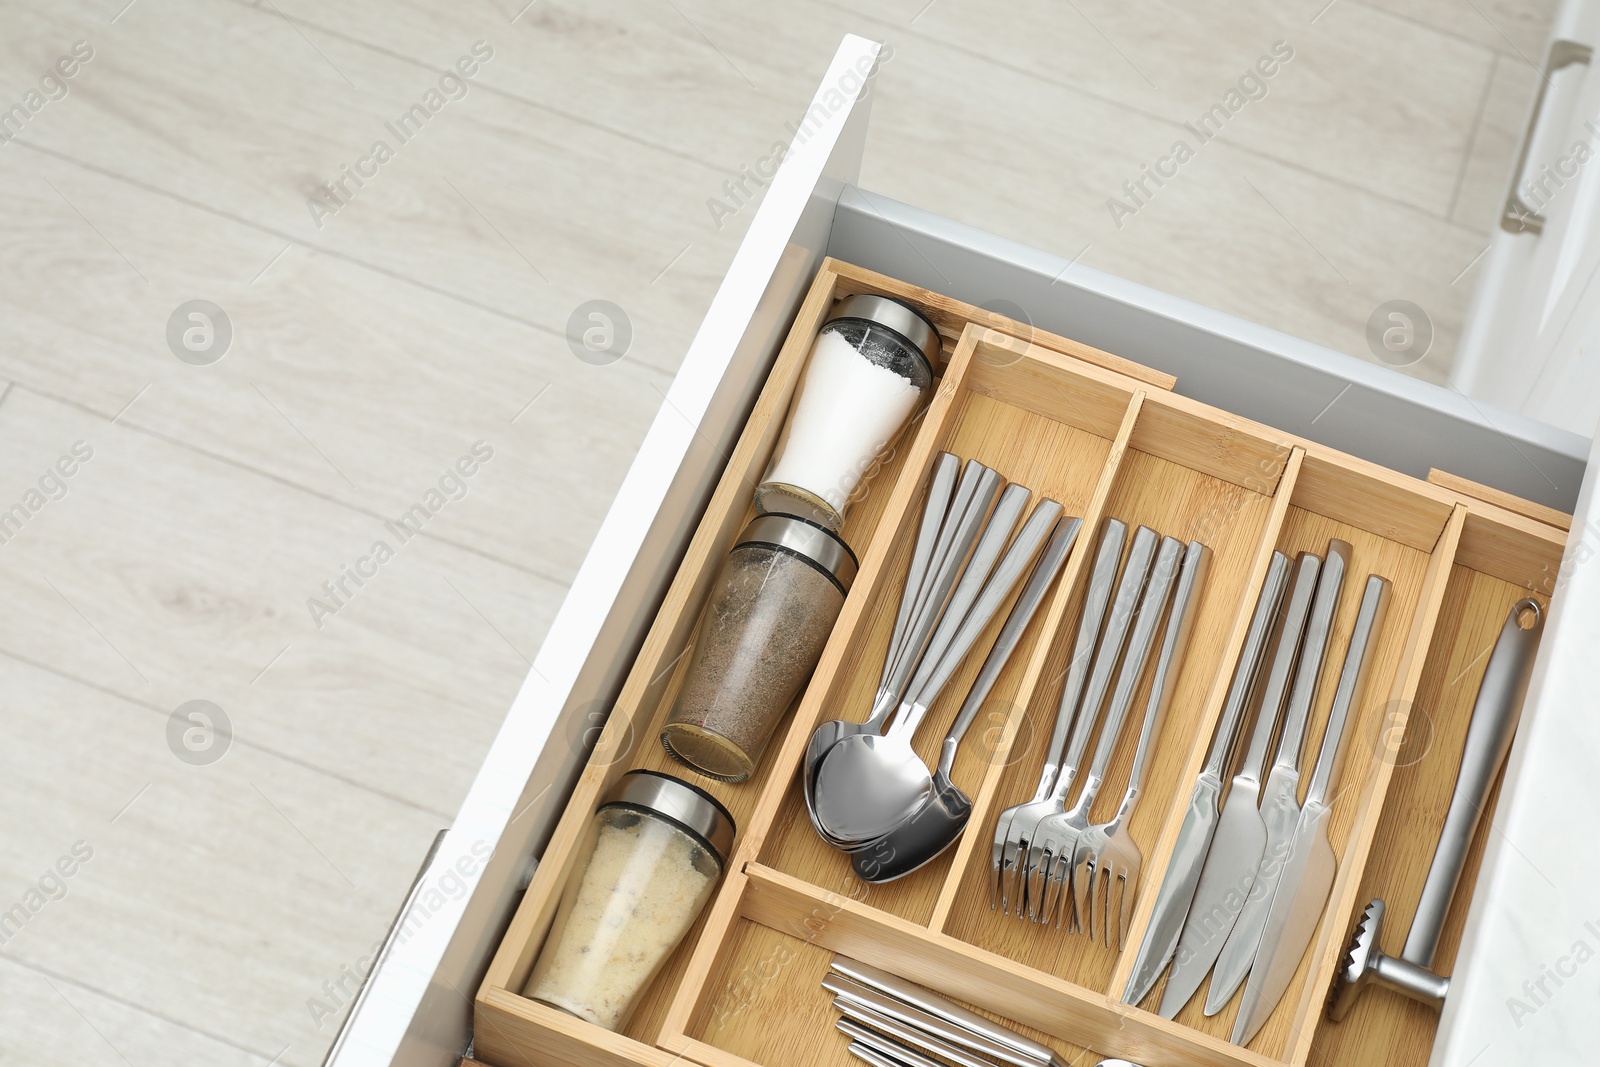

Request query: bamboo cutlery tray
[{"left": 473, "top": 259, "right": 1568, "bottom": 1067}]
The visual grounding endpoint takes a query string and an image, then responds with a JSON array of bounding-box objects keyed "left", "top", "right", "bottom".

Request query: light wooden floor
[{"left": 0, "top": 0, "right": 1552, "bottom": 1064}]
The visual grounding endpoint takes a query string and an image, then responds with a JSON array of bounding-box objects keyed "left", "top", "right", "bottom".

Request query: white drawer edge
[
  {"left": 330, "top": 35, "right": 886, "bottom": 1067},
  {"left": 1433, "top": 429, "right": 1600, "bottom": 1067}
]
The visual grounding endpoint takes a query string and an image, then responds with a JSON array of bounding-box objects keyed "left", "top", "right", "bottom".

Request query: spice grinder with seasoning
[
  {"left": 756, "top": 294, "right": 939, "bottom": 529},
  {"left": 662, "top": 514, "right": 857, "bottom": 782},
  {"left": 523, "top": 770, "right": 734, "bottom": 1031}
]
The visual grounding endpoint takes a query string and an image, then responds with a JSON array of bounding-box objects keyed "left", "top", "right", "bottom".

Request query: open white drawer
[{"left": 327, "top": 35, "right": 1599, "bottom": 1067}]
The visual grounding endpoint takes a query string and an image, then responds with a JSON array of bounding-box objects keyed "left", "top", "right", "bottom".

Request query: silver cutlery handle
[
  {"left": 900, "top": 484, "right": 1033, "bottom": 721},
  {"left": 1034, "top": 518, "right": 1127, "bottom": 800},
  {"left": 1501, "top": 39, "right": 1592, "bottom": 234},
  {"left": 831, "top": 992, "right": 1034, "bottom": 1067},
  {"left": 1203, "top": 552, "right": 1290, "bottom": 780},
  {"left": 1305, "top": 575, "right": 1391, "bottom": 805},
  {"left": 1124, "top": 541, "right": 1211, "bottom": 797},
  {"left": 1239, "top": 550, "right": 1322, "bottom": 782},
  {"left": 829, "top": 958, "right": 1060, "bottom": 1067},
  {"left": 1084, "top": 535, "right": 1183, "bottom": 784},
  {"left": 1402, "top": 598, "right": 1544, "bottom": 968},
  {"left": 837, "top": 1017, "right": 986, "bottom": 1067},
  {"left": 1054, "top": 525, "right": 1159, "bottom": 797},
  {"left": 938, "top": 509, "right": 1078, "bottom": 775},
  {"left": 880, "top": 452, "right": 960, "bottom": 696},
  {"left": 1273, "top": 539, "right": 1350, "bottom": 773},
  {"left": 885, "top": 463, "right": 1001, "bottom": 723}
]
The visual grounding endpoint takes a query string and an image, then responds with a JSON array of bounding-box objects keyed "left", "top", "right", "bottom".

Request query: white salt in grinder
[{"left": 756, "top": 294, "right": 940, "bottom": 529}]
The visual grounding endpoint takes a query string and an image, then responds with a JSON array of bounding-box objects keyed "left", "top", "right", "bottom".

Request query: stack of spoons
[{"left": 804, "top": 452, "right": 1080, "bottom": 882}]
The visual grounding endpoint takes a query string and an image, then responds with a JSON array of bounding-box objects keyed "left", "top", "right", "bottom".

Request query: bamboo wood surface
[
  {"left": 474, "top": 264, "right": 1573, "bottom": 1067},
  {"left": 1428, "top": 468, "right": 1573, "bottom": 531},
  {"left": 1302, "top": 566, "right": 1549, "bottom": 1067},
  {"left": 658, "top": 324, "right": 990, "bottom": 1045},
  {"left": 1157, "top": 505, "right": 1438, "bottom": 1055},
  {"left": 926, "top": 392, "right": 1146, "bottom": 929},
  {"left": 938, "top": 434, "right": 1286, "bottom": 990}
]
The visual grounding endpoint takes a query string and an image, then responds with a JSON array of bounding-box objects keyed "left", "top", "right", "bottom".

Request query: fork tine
[
  {"left": 1071, "top": 848, "right": 1092, "bottom": 939},
  {"left": 1117, "top": 865, "right": 1136, "bottom": 948},
  {"left": 1059, "top": 851, "right": 1080, "bottom": 932},
  {"left": 990, "top": 816, "right": 1010, "bottom": 911},
  {"left": 1041, "top": 844, "right": 1065, "bottom": 925},
  {"left": 1094, "top": 857, "right": 1107, "bottom": 940},
  {"left": 1023, "top": 838, "right": 1050, "bottom": 921},
  {"left": 1109, "top": 869, "right": 1126, "bottom": 950}
]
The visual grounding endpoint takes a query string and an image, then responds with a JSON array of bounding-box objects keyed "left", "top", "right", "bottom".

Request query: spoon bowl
[
  {"left": 813, "top": 487, "right": 1048, "bottom": 846},
  {"left": 850, "top": 513, "right": 1082, "bottom": 879},
  {"left": 851, "top": 739, "right": 972, "bottom": 881}
]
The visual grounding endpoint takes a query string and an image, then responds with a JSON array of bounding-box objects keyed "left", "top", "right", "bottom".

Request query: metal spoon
[
  {"left": 805, "top": 460, "right": 1000, "bottom": 844},
  {"left": 803, "top": 453, "right": 958, "bottom": 837},
  {"left": 854, "top": 510, "right": 1080, "bottom": 882},
  {"left": 814, "top": 481, "right": 1030, "bottom": 845}
]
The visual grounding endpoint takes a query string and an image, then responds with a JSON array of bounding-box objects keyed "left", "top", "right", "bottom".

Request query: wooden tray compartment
[
  {"left": 1299, "top": 510, "right": 1561, "bottom": 1067},
  {"left": 936, "top": 389, "right": 1295, "bottom": 993},
  {"left": 473, "top": 258, "right": 1570, "bottom": 1067}
]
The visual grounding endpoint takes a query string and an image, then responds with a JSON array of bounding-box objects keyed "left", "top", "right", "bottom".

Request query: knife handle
[
  {"left": 1401, "top": 598, "right": 1544, "bottom": 968},
  {"left": 1305, "top": 575, "right": 1391, "bottom": 805},
  {"left": 1238, "top": 551, "right": 1322, "bottom": 782},
  {"left": 1203, "top": 552, "right": 1291, "bottom": 781},
  {"left": 1273, "top": 539, "right": 1351, "bottom": 772}
]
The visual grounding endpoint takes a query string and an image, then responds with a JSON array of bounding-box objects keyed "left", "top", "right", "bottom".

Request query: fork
[
  {"left": 1074, "top": 541, "right": 1210, "bottom": 945},
  {"left": 1030, "top": 532, "right": 1172, "bottom": 927},
  {"left": 989, "top": 518, "right": 1127, "bottom": 914}
]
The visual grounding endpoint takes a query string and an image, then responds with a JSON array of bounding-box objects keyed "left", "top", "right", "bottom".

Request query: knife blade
[
  {"left": 1158, "top": 550, "right": 1322, "bottom": 1018},
  {"left": 1231, "top": 574, "right": 1390, "bottom": 1044},
  {"left": 1122, "top": 551, "right": 1291, "bottom": 1007},
  {"left": 1207, "top": 539, "right": 1350, "bottom": 1014}
]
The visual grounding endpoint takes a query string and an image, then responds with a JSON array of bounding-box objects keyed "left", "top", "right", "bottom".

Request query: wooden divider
[{"left": 474, "top": 261, "right": 1573, "bottom": 1067}]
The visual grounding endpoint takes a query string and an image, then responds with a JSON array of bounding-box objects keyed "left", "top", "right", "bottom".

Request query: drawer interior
[{"left": 472, "top": 260, "right": 1567, "bottom": 1067}]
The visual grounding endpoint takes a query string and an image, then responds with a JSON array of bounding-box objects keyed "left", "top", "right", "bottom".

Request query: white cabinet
[{"left": 330, "top": 34, "right": 1597, "bottom": 1067}]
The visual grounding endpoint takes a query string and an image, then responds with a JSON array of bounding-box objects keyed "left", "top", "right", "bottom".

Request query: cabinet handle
[
  {"left": 1502, "top": 39, "right": 1593, "bottom": 235},
  {"left": 321, "top": 829, "right": 449, "bottom": 1067}
]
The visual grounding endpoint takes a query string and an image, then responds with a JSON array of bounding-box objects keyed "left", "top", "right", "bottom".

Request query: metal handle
[
  {"left": 321, "top": 829, "right": 449, "bottom": 1067},
  {"left": 1238, "top": 551, "right": 1322, "bottom": 783},
  {"left": 1274, "top": 539, "right": 1351, "bottom": 773},
  {"left": 1051, "top": 525, "right": 1158, "bottom": 800},
  {"left": 1125, "top": 541, "right": 1211, "bottom": 796},
  {"left": 1502, "top": 39, "right": 1593, "bottom": 234},
  {"left": 1083, "top": 535, "right": 1183, "bottom": 783},
  {"left": 829, "top": 989, "right": 1036, "bottom": 1067},
  {"left": 1031, "top": 518, "right": 1127, "bottom": 800},
  {"left": 1402, "top": 598, "right": 1544, "bottom": 967},
  {"left": 895, "top": 484, "right": 1034, "bottom": 732},
  {"left": 881, "top": 453, "right": 960, "bottom": 696},
  {"left": 838, "top": 1017, "right": 989, "bottom": 1067},
  {"left": 829, "top": 957, "right": 1060, "bottom": 1066},
  {"left": 1306, "top": 575, "right": 1391, "bottom": 805},
  {"left": 937, "top": 511, "right": 1079, "bottom": 776},
  {"left": 877, "top": 462, "right": 1000, "bottom": 729},
  {"left": 1203, "top": 552, "right": 1291, "bottom": 780}
]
